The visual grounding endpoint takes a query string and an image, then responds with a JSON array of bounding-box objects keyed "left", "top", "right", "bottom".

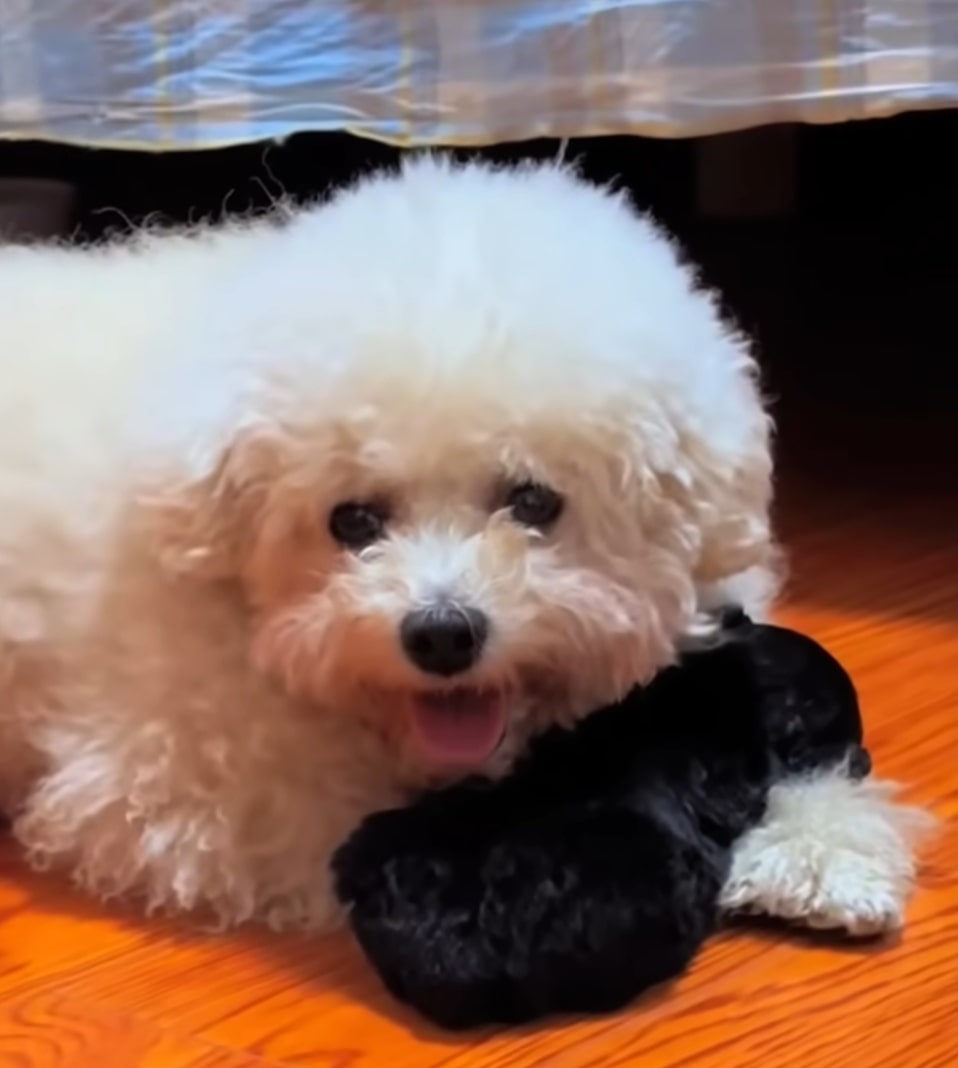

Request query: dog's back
[
  {"left": 0, "top": 222, "right": 279, "bottom": 801},
  {"left": 0, "top": 223, "right": 272, "bottom": 627},
  {"left": 0, "top": 225, "right": 267, "bottom": 485}
]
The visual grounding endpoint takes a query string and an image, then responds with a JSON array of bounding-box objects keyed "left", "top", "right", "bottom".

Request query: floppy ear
[
  {"left": 135, "top": 426, "right": 279, "bottom": 581},
  {"left": 127, "top": 334, "right": 294, "bottom": 581},
  {"left": 637, "top": 378, "right": 779, "bottom": 623},
  {"left": 691, "top": 436, "right": 776, "bottom": 582},
  {"left": 677, "top": 407, "right": 781, "bottom": 619}
]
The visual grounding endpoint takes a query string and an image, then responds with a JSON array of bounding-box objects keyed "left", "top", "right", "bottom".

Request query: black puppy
[{"left": 333, "top": 612, "right": 869, "bottom": 1030}]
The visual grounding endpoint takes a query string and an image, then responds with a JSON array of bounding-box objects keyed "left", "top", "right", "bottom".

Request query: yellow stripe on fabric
[
  {"left": 149, "top": 0, "right": 175, "bottom": 142},
  {"left": 393, "top": 0, "right": 417, "bottom": 149},
  {"left": 816, "top": 0, "right": 844, "bottom": 121},
  {"left": 586, "top": 0, "right": 605, "bottom": 133}
]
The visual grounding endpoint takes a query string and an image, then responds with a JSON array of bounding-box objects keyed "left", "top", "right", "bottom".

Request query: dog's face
[
  {"left": 141, "top": 160, "right": 773, "bottom": 778},
  {"left": 231, "top": 389, "right": 697, "bottom": 776}
]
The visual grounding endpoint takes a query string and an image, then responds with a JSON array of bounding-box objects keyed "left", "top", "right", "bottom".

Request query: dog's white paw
[
  {"left": 719, "top": 771, "right": 936, "bottom": 938},
  {"left": 720, "top": 838, "right": 905, "bottom": 936}
]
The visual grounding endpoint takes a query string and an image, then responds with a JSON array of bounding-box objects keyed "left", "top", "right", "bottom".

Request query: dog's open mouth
[{"left": 409, "top": 688, "right": 506, "bottom": 767}]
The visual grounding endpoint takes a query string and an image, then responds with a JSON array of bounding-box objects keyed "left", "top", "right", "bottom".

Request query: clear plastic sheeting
[{"left": 1, "top": 0, "right": 957, "bottom": 150}]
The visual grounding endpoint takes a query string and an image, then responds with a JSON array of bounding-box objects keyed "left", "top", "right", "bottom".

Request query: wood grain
[{"left": 0, "top": 409, "right": 955, "bottom": 1068}]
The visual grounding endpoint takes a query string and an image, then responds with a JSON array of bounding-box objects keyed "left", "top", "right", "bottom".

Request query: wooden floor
[{"left": 1, "top": 396, "right": 956, "bottom": 1067}]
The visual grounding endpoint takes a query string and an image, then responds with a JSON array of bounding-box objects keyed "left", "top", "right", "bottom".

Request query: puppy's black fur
[{"left": 333, "top": 612, "right": 869, "bottom": 1030}]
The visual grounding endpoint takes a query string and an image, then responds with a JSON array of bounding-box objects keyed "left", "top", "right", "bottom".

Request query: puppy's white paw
[
  {"left": 720, "top": 836, "right": 905, "bottom": 935},
  {"left": 719, "top": 771, "right": 936, "bottom": 938}
]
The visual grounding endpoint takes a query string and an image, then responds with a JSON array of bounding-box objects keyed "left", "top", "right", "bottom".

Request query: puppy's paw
[
  {"left": 720, "top": 838, "right": 906, "bottom": 935},
  {"left": 720, "top": 771, "right": 937, "bottom": 937}
]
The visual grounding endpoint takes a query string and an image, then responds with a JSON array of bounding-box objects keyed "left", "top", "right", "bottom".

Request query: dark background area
[
  {"left": 12, "top": 129, "right": 689, "bottom": 236},
  {"left": 1, "top": 110, "right": 956, "bottom": 450},
  {"left": 1, "top": 109, "right": 956, "bottom": 235}
]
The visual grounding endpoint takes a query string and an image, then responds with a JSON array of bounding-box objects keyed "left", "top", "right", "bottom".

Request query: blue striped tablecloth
[{"left": 1, "top": 0, "right": 957, "bottom": 149}]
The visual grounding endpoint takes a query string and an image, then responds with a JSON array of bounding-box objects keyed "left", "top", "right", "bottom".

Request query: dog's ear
[
  {"left": 135, "top": 425, "right": 278, "bottom": 581},
  {"left": 128, "top": 341, "right": 290, "bottom": 581},
  {"left": 683, "top": 412, "right": 781, "bottom": 618},
  {"left": 689, "top": 434, "right": 776, "bottom": 583},
  {"left": 643, "top": 394, "right": 780, "bottom": 621}
]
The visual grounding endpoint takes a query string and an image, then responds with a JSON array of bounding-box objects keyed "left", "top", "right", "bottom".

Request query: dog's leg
[
  {"left": 719, "top": 768, "right": 936, "bottom": 936},
  {"left": 0, "top": 639, "right": 50, "bottom": 815},
  {"left": 14, "top": 712, "right": 398, "bottom": 931}
]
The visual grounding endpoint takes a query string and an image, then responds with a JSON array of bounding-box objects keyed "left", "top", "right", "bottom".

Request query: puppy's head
[{"left": 139, "top": 159, "right": 774, "bottom": 777}]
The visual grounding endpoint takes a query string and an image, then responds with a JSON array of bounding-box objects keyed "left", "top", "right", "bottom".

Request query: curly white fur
[
  {"left": 721, "top": 769, "right": 936, "bottom": 934},
  {"left": 0, "top": 157, "right": 920, "bottom": 934}
]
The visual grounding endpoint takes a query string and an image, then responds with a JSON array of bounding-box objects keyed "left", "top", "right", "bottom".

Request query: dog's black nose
[{"left": 400, "top": 604, "right": 489, "bottom": 676}]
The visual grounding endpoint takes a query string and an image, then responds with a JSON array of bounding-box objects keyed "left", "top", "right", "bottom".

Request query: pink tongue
[{"left": 411, "top": 690, "right": 506, "bottom": 766}]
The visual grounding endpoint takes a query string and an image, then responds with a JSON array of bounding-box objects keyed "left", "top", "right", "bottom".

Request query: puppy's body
[
  {"left": 333, "top": 617, "right": 869, "bottom": 1030},
  {"left": 0, "top": 159, "right": 924, "bottom": 934}
]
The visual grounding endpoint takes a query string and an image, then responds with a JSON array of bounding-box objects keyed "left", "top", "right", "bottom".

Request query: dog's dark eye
[
  {"left": 329, "top": 501, "right": 388, "bottom": 549},
  {"left": 505, "top": 482, "right": 563, "bottom": 528}
]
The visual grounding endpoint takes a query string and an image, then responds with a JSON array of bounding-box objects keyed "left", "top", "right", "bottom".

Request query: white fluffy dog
[{"left": 0, "top": 158, "right": 927, "bottom": 934}]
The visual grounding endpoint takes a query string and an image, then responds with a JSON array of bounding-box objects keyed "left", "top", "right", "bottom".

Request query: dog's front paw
[
  {"left": 720, "top": 772, "right": 936, "bottom": 937},
  {"left": 720, "top": 839, "right": 906, "bottom": 936}
]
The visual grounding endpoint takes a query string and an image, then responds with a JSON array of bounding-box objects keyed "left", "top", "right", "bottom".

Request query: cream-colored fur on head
[
  {"left": 0, "top": 155, "right": 917, "bottom": 934},
  {"left": 136, "top": 158, "right": 776, "bottom": 735}
]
